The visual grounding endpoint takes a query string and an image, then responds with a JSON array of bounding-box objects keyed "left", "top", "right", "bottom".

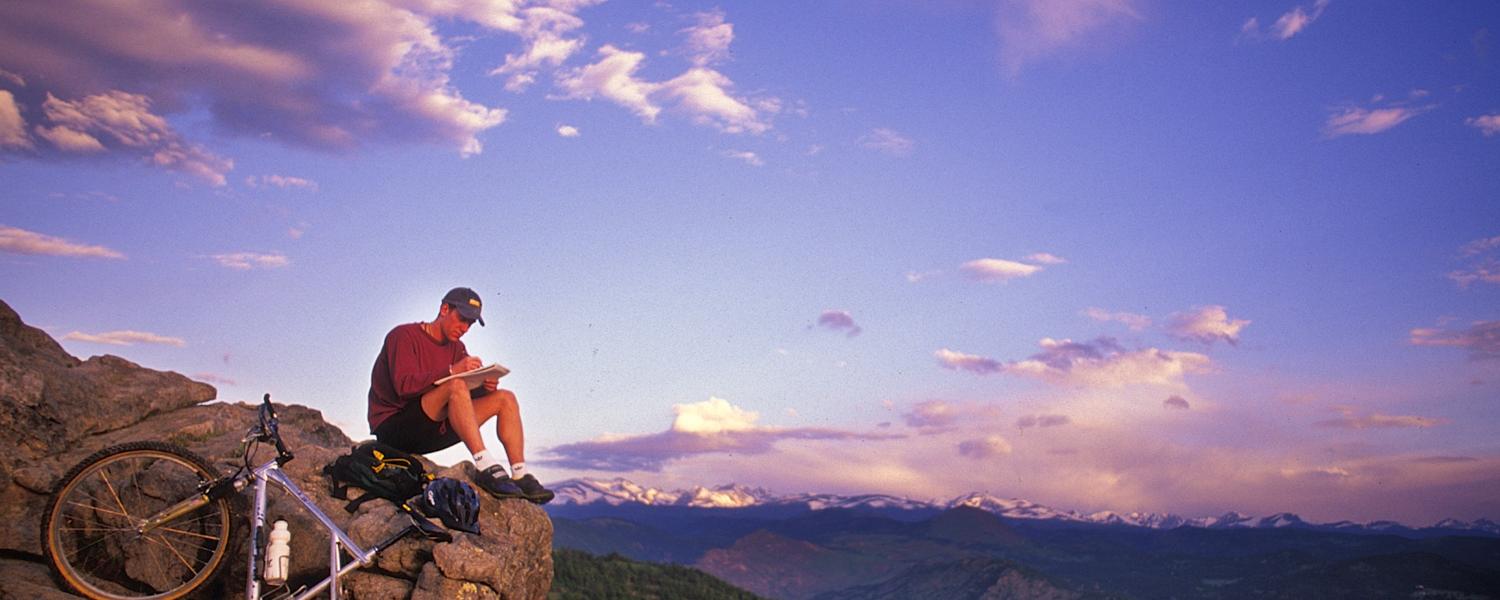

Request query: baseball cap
[{"left": 441, "top": 287, "right": 485, "bottom": 326}]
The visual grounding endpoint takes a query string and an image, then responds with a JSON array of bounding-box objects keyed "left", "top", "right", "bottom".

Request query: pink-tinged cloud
[
  {"left": 1083, "top": 307, "right": 1152, "bottom": 331},
  {"left": 13, "top": 91, "right": 233, "bottom": 185},
  {"left": 939, "top": 338, "right": 1211, "bottom": 387},
  {"left": 1459, "top": 235, "right": 1500, "bottom": 257},
  {"left": 1016, "top": 414, "right": 1071, "bottom": 429},
  {"left": 0, "top": 0, "right": 507, "bottom": 158},
  {"left": 1163, "top": 395, "right": 1191, "bottom": 410},
  {"left": 1025, "top": 252, "right": 1068, "bottom": 265},
  {"left": 957, "top": 435, "right": 1012, "bottom": 459},
  {"left": 934, "top": 348, "right": 1005, "bottom": 374},
  {"left": 961, "top": 258, "right": 1041, "bottom": 281},
  {"left": 1467, "top": 113, "right": 1500, "bottom": 136},
  {"left": 993, "top": 0, "right": 1141, "bottom": 76},
  {"left": 1166, "top": 305, "right": 1250, "bottom": 346},
  {"left": 0, "top": 225, "right": 124, "bottom": 259},
  {"left": 904, "top": 400, "right": 960, "bottom": 429},
  {"left": 1314, "top": 406, "right": 1446, "bottom": 430},
  {"left": 1323, "top": 104, "right": 1431, "bottom": 138},
  {"left": 1272, "top": 0, "right": 1330, "bottom": 40},
  {"left": 0, "top": 90, "right": 31, "bottom": 149},
  {"left": 815, "top": 310, "right": 861, "bottom": 337},
  {"left": 64, "top": 330, "right": 186, "bottom": 347},
  {"left": 1410, "top": 321, "right": 1500, "bottom": 360},
  {"left": 211, "top": 252, "right": 290, "bottom": 270},
  {"left": 1007, "top": 337, "right": 1212, "bottom": 387},
  {"left": 541, "top": 397, "right": 902, "bottom": 471},
  {"left": 1450, "top": 235, "right": 1500, "bottom": 288},
  {"left": 859, "top": 128, "right": 914, "bottom": 156}
]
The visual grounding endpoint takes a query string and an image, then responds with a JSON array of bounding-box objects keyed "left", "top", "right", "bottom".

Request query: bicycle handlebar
[{"left": 259, "top": 394, "right": 294, "bottom": 464}]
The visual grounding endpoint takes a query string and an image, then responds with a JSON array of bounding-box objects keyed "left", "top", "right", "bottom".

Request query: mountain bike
[{"left": 41, "top": 394, "right": 451, "bottom": 600}]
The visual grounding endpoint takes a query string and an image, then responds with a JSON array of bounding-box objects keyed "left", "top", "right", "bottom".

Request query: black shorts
[{"left": 373, "top": 391, "right": 490, "bottom": 454}]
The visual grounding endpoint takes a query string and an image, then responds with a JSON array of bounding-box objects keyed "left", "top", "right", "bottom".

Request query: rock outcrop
[{"left": 0, "top": 300, "right": 553, "bottom": 599}]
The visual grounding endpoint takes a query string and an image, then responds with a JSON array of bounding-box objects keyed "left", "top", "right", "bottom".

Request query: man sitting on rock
[{"left": 367, "top": 287, "right": 553, "bottom": 504}]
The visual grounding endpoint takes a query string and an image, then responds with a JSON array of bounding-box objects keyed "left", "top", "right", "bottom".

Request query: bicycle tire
[{"left": 42, "top": 441, "right": 234, "bottom": 600}]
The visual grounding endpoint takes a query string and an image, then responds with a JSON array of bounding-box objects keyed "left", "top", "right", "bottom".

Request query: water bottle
[{"left": 264, "top": 519, "right": 291, "bottom": 586}]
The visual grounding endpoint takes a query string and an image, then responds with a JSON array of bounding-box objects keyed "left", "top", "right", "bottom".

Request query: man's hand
[
  {"left": 451, "top": 355, "right": 483, "bottom": 375},
  {"left": 482, "top": 377, "right": 499, "bottom": 392}
]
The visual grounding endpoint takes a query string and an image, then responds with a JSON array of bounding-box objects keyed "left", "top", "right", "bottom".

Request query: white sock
[
  {"left": 510, "top": 462, "right": 528, "bottom": 479},
  {"left": 473, "top": 450, "right": 501, "bottom": 472}
]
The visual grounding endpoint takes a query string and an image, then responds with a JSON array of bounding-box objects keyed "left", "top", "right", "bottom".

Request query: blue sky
[{"left": 3, "top": 0, "right": 1498, "bottom": 524}]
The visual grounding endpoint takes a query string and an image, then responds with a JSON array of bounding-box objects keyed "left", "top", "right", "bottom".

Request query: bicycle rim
[{"left": 43, "top": 442, "right": 233, "bottom": 600}]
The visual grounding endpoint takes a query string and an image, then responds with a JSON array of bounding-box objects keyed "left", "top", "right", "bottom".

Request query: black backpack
[{"left": 323, "top": 441, "right": 435, "bottom": 512}]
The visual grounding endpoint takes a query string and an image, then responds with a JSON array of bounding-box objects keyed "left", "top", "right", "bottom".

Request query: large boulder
[{"left": 0, "top": 299, "right": 553, "bottom": 599}]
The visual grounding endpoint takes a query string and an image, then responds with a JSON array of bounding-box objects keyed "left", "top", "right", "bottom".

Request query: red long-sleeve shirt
[{"left": 367, "top": 322, "right": 467, "bottom": 431}]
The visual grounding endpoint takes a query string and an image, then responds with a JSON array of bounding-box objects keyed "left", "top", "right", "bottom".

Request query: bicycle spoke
[
  {"left": 156, "top": 524, "right": 223, "bottom": 542},
  {"left": 64, "top": 499, "right": 133, "bottom": 520},
  {"left": 147, "top": 533, "right": 196, "bottom": 571},
  {"left": 97, "top": 469, "right": 132, "bottom": 521}
]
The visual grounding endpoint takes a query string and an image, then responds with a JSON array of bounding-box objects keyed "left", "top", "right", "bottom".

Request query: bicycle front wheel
[{"left": 42, "top": 441, "right": 234, "bottom": 600}]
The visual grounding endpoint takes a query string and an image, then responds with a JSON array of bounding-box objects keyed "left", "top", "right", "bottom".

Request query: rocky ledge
[{"left": 0, "top": 299, "right": 553, "bottom": 599}]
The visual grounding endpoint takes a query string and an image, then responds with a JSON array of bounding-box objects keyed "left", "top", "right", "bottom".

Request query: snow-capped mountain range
[{"left": 550, "top": 477, "right": 1500, "bottom": 537}]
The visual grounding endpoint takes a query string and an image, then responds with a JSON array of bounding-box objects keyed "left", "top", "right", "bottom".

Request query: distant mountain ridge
[{"left": 552, "top": 477, "right": 1500, "bottom": 539}]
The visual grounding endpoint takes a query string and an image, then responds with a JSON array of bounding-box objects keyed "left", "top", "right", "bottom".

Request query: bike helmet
[{"left": 416, "top": 477, "right": 481, "bottom": 534}]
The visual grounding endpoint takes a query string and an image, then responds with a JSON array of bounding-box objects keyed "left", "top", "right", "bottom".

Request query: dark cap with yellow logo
[{"left": 441, "top": 287, "right": 485, "bottom": 326}]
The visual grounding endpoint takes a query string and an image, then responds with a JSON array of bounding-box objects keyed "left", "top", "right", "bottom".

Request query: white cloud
[
  {"left": 673, "top": 396, "right": 758, "bottom": 434},
  {"left": 659, "top": 68, "right": 769, "bottom": 134},
  {"left": 543, "top": 396, "right": 901, "bottom": 471},
  {"left": 682, "top": 10, "right": 734, "bottom": 66},
  {"left": 553, "top": 15, "right": 771, "bottom": 135},
  {"left": 858, "top": 128, "right": 914, "bottom": 156},
  {"left": 1083, "top": 307, "right": 1152, "bottom": 331},
  {"left": 1166, "top": 305, "right": 1250, "bottom": 346},
  {"left": 246, "top": 175, "right": 319, "bottom": 191},
  {"left": 935, "top": 348, "right": 1005, "bottom": 374},
  {"left": 960, "top": 258, "right": 1042, "bottom": 281},
  {"left": 722, "top": 149, "right": 763, "bottom": 166},
  {"left": 1025, "top": 252, "right": 1067, "bottom": 265},
  {"left": 993, "top": 0, "right": 1141, "bottom": 76},
  {"left": 211, "top": 251, "right": 289, "bottom": 270},
  {"left": 1469, "top": 114, "right": 1500, "bottom": 137},
  {"left": 486, "top": 3, "right": 596, "bottom": 92},
  {"left": 0, "top": 90, "right": 31, "bottom": 149},
  {"left": 957, "top": 435, "right": 1012, "bottom": 459},
  {"left": 557, "top": 124, "right": 580, "bottom": 137},
  {"left": 555, "top": 45, "right": 663, "bottom": 122},
  {"left": 64, "top": 330, "right": 186, "bottom": 347},
  {"left": 0, "top": 225, "right": 124, "bottom": 259}
]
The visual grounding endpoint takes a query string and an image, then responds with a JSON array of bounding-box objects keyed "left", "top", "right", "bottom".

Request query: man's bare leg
[
  {"left": 420, "top": 379, "right": 486, "bottom": 455},
  {"left": 471, "top": 389, "right": 524, "bottom": 465}
]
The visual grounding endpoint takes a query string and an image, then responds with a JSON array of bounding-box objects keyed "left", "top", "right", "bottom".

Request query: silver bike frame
[{"left": 245, "top": 459, "right": 377, "bottom": 600}]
